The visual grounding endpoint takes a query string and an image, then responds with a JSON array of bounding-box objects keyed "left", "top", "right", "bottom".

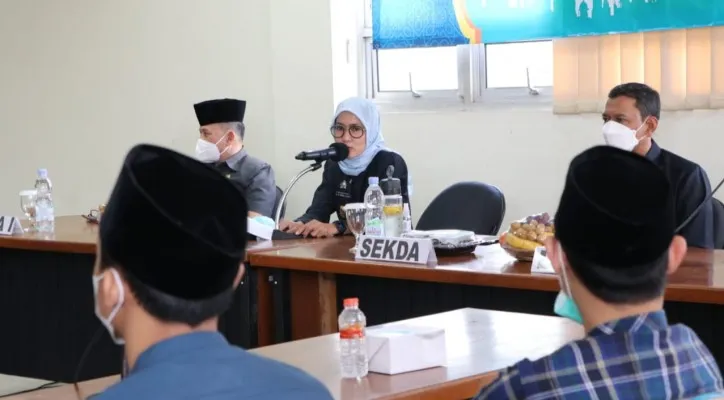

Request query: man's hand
[
  {"left": 298, "top": 220, "right": 338, "bottom": 238},
  {"left": 279, "top": 219, "right": 305, "bottom": 233}
]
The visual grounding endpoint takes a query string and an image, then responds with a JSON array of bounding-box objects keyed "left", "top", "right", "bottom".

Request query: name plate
[
  {"left": 531, "top": 246, "right": 555, "bottom": 274},
  {"left": 356, "top": 235, "right": 437, "bottom": 265},
  {"left": 0, "top": 216, "right": 23, "bottom": 236}
]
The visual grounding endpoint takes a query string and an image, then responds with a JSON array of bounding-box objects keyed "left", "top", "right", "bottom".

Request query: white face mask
[
  {"left": 92, "top": 268, "right": 126, "bottom": 345},
  {"left": 602, "top": 119, "right": 647, "bottom": 152},
  {"left": 194, "top": 136, "right": 229, "bottom": 163}
]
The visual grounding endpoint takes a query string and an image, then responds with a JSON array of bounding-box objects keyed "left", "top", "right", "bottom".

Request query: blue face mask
[
  {"left": 553, "top": 244, "right": 583, "bottom": 324},
  {"left": 252, "top": 215, "right": 275, "bottom": 228}
]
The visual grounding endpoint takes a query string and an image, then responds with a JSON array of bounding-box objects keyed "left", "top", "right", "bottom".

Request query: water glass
[
  {"left": 19, "top": 190, "right": 37, "bottom": 233},
  {"left": 344, "top": 203, "right": 367, "bottom": 254}
]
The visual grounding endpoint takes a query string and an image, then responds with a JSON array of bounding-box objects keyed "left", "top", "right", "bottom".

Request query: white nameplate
[
  {"left": 531, "top": 246, "right": 555, "bottom": 274},
  {"left": 0, "top": 216, "right": 23, "bottom": 236},
  {"left": 356, "top": 235, "right": 437, "bottom": 265}
]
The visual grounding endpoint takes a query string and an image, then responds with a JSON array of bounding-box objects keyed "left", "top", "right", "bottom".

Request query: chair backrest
[
  {"left": 273, "top": 186, "right": 286, "bottom": 220},
  {"left": 713, "top": 198, "right": 724, "bottom": 249},
  {"left": 415, "top": 181, "right": 506, "bottom": 235}
]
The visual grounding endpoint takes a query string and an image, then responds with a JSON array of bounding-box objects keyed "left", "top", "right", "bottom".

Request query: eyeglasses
[{"left": 330, "top": 124, "right": 365, "bottom": 139}]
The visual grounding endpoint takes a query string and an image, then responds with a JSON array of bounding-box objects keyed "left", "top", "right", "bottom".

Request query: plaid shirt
[{"left": 476, "top": 311, "right": 723, "bottom": 399}]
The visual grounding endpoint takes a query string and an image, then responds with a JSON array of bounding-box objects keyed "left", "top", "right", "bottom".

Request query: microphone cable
[
  {"left": 72, "top": 324, "right": 106, "bottom": 400},
  {"left": 675, "top": 175, "right": 724, "bottom": 233}
]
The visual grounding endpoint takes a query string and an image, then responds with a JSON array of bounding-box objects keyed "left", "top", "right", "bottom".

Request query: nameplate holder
[
  {"left": 0, "top": 216, "right": 23, "bottom": 236},
  {"left": 356, "top": 235, "right": 437, "bottom": 265},
  {"left": 531, "top": 246, "right": 555, "bottom": 274}
]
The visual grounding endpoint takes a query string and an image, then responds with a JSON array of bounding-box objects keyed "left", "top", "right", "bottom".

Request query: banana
[{"left": 505, "top": 232, "right": 545, "bottom": 251}]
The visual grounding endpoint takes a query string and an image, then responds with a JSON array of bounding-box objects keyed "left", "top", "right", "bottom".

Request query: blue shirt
[
  {"left": 646, "top": 141, "right": 714, "bottom": 249},
  {"left": 93, "top": 332, "right": 333, "bottom": 400},
  {"left": 475, "top": 312, "right": 723, "bottom": 399}
]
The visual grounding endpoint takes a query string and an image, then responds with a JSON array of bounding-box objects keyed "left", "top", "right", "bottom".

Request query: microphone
[
  {"left": 675, "top": 175, "right": 724, "bottom": 232},
  {"left": 295, "top": 143, "right": 349, "bottom": 162}
]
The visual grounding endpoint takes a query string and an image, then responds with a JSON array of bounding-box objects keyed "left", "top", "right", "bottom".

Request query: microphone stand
[{"left": 274, "top": 160, "right": 324, "bottom": 229}]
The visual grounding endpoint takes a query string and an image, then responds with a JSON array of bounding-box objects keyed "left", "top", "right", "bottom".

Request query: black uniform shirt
[
  {"left": 296, "top": 150, "right": 410, "bottom": 227},
  {"left": 646, "top": 141, "right": 713, "bottom": 249}
]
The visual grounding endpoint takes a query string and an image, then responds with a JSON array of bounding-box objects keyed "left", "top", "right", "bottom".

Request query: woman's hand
[{"left": 298, "top": 220, "right": 338, "bottom": 238}]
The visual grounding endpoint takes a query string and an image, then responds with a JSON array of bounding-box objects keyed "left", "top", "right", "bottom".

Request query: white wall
[
  {"left": 0, "top": 0, "right": 721, "bottom": 232},
  {"left": 0, "top": 0, "right": 274, "bottom": 214}
]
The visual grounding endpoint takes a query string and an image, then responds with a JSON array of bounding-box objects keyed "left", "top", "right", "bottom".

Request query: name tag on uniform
[
  {"left": 356, "top": 235, "right": 437, "bottom": 265},
  {"left": 531, "top": 246, "right": 555, "bottom": 274},
  {"left": 0, "top": 216, "right": 23, "bottom": 236},
  {"left": 335, "top": 179, "right": 352, "bottom": 199}
]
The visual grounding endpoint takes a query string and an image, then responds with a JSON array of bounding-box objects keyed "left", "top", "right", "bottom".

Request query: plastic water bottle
[
  {"left": 364, "top": 177, "right": 384, "bottom": 236},
  {"left": 34, "top": 169, "right": 55, "bottom": 233},
  {"left": 339, "top": 298, "right": 368, "bottom": 379}
]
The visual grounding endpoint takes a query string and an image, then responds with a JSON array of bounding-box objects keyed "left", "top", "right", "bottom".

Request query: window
[
  {"left": 361, "top": 0, "right": 553, "bottom": 106},
  {"left": 485, "top": 41, "right": 553, "bottom": 89},
  {"left": 376, "top": 47, "right": 459, "bottom": 92}
]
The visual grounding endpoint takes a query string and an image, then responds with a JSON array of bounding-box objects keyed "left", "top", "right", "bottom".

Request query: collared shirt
[
  {"left": 93, "top": 332, "right": 333, "bottom": 400},
  {"left": 646, "top": 141, "right": 714, "bottom": 249},
  {"left": 213, "top": 148, "right": 277, "bottom": 217},
  {"left": 475, "top": 312, "right": 723, "bottom": 399}
]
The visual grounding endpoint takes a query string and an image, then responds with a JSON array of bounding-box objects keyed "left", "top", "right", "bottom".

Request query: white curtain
[{"left": 552, "top": 27, "right": 724, "bottom": 114}]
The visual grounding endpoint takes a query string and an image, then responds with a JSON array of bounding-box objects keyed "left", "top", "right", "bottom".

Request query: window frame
[{"left": 360, "top": 0, "right": 553, "bottom": 108}]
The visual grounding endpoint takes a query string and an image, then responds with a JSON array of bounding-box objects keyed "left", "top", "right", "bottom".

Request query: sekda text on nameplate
[{"left": 355, "top": 235, "right": 435, "bottom": 265}]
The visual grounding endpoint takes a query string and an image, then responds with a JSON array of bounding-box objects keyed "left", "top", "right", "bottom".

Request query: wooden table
[
  {"left": 1, "top": 309, "right": 584, "bottom": 400},
  {"left": 0, "top": 216, "right": 316, "bottom": 382},
  {"left": 249, "top": 237, "right": 724, "bottom": 366}
]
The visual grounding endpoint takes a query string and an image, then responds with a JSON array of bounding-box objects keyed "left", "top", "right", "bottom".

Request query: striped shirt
[{"left": 475, "top": 311, "right": 723, "bottom": 399}]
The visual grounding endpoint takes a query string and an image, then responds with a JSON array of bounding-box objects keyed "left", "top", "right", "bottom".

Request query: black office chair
[
  {"left": 415, "top": 181, "right": 506, "bottom": 235},
  {"left": 273, "top": 186, "right": 287, "bottom": 220},
  {"left": 713, "top": 198, "right": 724, "bottom": 249}
]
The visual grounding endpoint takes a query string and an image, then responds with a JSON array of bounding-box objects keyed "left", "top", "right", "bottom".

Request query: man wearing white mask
[
  {"left": 601, "top": 82, "right": 714, "bottom": 249},
  {"left": 194, "top": 98, "right": 276, "bottom": 218},
  {"left": 89, "top": 144, "right": 332, "bottom": 399}
]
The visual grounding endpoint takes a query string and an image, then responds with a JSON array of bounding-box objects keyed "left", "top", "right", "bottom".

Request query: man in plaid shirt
[{"left": 476, "top": 146, "right": 724, "bottom": 399}]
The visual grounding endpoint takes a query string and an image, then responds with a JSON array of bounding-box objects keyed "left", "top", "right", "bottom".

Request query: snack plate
[
  {"left": 433, "top": 235, "right": 499, "bottom": 256},
  {"left": 500, "top": 242, "right": 535, "bottom": 261}
]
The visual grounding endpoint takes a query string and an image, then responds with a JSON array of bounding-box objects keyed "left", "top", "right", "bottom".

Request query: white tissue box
[{"left": 366, "top": 325, "right": 446, "bottom": 375}]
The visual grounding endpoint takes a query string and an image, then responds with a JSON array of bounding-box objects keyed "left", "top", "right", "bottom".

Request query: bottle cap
[
  {"left": 343, "top": 297, "right": 359, "bottom": 307},
  {"left": 368, "top": 177, "right": 379, "bottom": 185},
  {"left": 37, "top": 168, "right": 48, "bottom": 178}
]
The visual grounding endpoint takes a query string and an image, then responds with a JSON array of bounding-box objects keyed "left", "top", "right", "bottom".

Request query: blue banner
[{"left": 372, "top": 0, "right": 724, "bottom": 49}]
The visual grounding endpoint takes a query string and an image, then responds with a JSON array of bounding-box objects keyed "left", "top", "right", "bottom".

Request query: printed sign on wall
[{"left": 373, "top": 0, "right": 724, "bottom": 48}]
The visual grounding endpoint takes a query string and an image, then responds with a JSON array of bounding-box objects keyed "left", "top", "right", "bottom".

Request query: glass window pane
[
  {"left": 485, "top": 41, "right": 553, "bottom": 89},
  {"left": 377, "top": 47, "right": 459, "bottom": 92}
]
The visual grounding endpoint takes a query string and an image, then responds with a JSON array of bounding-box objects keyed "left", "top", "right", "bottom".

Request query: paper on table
[
  {"left": 531, "top": 246, "right": 555, "bottom": 274},
  {"left": 247, "top": 217, "right": 273, "bottom": 240},
  {"left": 0, "top": 374, "right": 56, "bottom": 396}
]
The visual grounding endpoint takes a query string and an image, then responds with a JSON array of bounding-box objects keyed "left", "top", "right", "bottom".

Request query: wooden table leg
[
  {"left": 289, "top": 271, "right": 338, "bottom": 340},
  {"left": 256, "top": 268, "right": 274, "bottom": 347}
]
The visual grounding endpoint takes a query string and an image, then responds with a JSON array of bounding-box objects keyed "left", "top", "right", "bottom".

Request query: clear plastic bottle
[
  {"left": 338, "top": 297, "right": 368, "bottom": 379},
  {"left": 34, "top": 168, "right": 55, "bottom": 233},
  {"left": 364, "top": 177, "right": 384, "bottom": 237}
]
